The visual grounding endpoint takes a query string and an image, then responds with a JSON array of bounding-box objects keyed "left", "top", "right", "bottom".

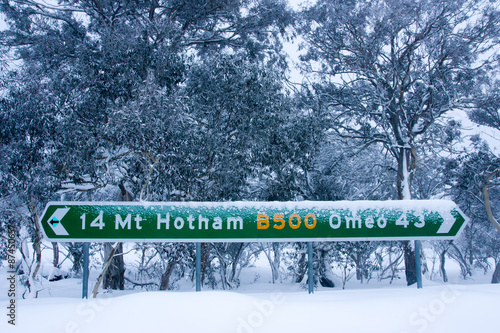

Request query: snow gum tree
[
  {"left": 0, "top": 0, "right": 297, "bottom": 292},
  {"left": 0, "top": 67, "right": 61, "bottom": 297},
  {"left": 444, "top": 142, "right": 500, "bottom": 282},
  {"left": 298, "top": 0, "right": 500, "bottom": 285},
  {"left": 461, "top": 81, "right": 500, "bottom": 282}
]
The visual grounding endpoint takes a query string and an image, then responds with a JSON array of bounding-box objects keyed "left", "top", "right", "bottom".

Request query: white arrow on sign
[
  {"left": 436, "top": 210, "right": 457, "bottom": 234},
  {"left": 46, "top": 208, "right": 70, "bottom": 236}
]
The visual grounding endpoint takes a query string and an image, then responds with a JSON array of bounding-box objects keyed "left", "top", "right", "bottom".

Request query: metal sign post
[
  {"left": 82, "top": 242, "right": 90, "bottom": 299},
  {"left": 307, "top": 242, "right": 314, "bottom": 294},
  {"left": 195, "top": 243, "right": 201, "bottom": 292},
  {"left": 415, "top": 240, "right": 423, "bottom": 289}
]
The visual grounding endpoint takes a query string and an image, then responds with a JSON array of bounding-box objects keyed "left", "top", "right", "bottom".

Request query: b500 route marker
[{"left": 40, "top": 200, "right": 468, "bottom": 242}]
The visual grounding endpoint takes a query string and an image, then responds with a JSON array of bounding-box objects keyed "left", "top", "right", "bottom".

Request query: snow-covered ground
[{"left": 2, "top": 247, "right": 499, "bottom": 333}]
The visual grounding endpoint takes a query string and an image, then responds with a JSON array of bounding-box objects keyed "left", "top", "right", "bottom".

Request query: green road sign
[{"left": 40, "top": 200, "right": 468, "bottom": 242}]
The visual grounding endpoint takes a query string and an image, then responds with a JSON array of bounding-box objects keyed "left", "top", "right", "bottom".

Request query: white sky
[
  {"left": 0, "top": 13, "right": 6, "bottom": 31},
  {"left": 0, "top": 0, "right": 311, "bottom": 29}
]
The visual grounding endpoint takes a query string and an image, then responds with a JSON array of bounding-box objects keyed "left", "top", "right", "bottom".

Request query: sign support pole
[
  {"left": 307, "top": 242, "right": 314, "bottom": 294},
  {"left": 195, "top": 242, "right": 201, "bottom": 292},
  {"left": 415, "top": 240, "right": 423, "bottom": 289},
  {"left": 82, "top": 242, "right": 90, "bottom": 299}
]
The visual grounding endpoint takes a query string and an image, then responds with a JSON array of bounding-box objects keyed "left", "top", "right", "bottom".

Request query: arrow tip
[
  {"left": 436, "top": 210, "right": 457, "bottom": 234},
  {"left": 46, "top": 208, "right": 70, "bottom": 236}
]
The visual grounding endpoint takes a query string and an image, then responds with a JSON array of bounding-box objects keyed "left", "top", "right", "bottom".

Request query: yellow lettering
[
  {"left": 289, "top": 213, "right": 301, "bottom": 229},
  {"left": 273, "top": 214, "right": 285, "bottom": 229},
  {"left": 257, "top": 214, "right": 269, "bottom": 229}
]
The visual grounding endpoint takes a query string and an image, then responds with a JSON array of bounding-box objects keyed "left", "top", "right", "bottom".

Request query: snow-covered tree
[
  {"left": 297, "top": 0, "right": 500, "bottom": 285},
  {"left": 444, "top": 139, "right": 500, "bottom": 283},
  {"left": 0, "top": 0, "right": 298, "bottom": 292}
]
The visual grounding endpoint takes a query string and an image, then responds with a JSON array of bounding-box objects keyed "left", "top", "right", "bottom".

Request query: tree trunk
[
  {"left": 439, "top": 249, "right": 448, "bottom": 283},
  {"left": 103, "top": 242, "right": 125, "bottom": 290},
  {"left": 68, "top": 242, "right": 83, "bottom": 273},
  {"left": 159, "top": 260, "right": 176, "bottom": 290},
  {"left": 396, "top": 148, "right": 413, "bottom": 201},
  {"left": 450, "top": 243, "right": 471, "bottom": 278},
  {"left": 294, "top": 251, "right": 307, "bottom": 283},
  {"left": 481, "top": 168, "right": 500, "bottom": 234},
  {"left": 397, "top": 148, "right": 418, "bottom": 286},
  {"left": 479, "top": 168, "right": 500, "bottom": 284},
  {"left": 261, "top": 243, "right": 280, "bottom": 283},
  {"left": 29, "top": 197, "right": 43, "bottom": 280},
  {"left": 354, "top": 252, "right": 366, "bottom": 283},
  {"left": 92, "top": 242, "right": 121, "bottom": 298},
  {"left": 403, "top": 241, "right": 417, "bottom": 286},
  {"left": 52, "top": 242, "right": 59, "bottom": 267},
  {"left": 272, "top": 242, "right": 282, "bottom": 283},
  {"left": 491, "top": 262, "right": 500, "bottom": 284},
  {"left": 101, "top": 182, "right": 132, "bottom": 290},
  {"left": 200, "top": 243, "right": 210, "bottom": 286},
  {"left": 317, "top": 249, "right": 335, "bottom": 288},
  {"left": 32, "top": 222, "right": 42, "bottom": 279},
  {"left": 230, "top": 243, "right": 244, "bottom": 282}
]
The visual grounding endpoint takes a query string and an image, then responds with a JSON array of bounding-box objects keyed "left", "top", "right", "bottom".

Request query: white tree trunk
[{"left": 401, "top": 151, "right": 412, "bottom": 200}]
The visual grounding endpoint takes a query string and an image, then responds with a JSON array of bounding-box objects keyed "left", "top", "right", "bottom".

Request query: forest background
[{"left": 1, "top": 0, "right": 500, "bottom": 297}]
